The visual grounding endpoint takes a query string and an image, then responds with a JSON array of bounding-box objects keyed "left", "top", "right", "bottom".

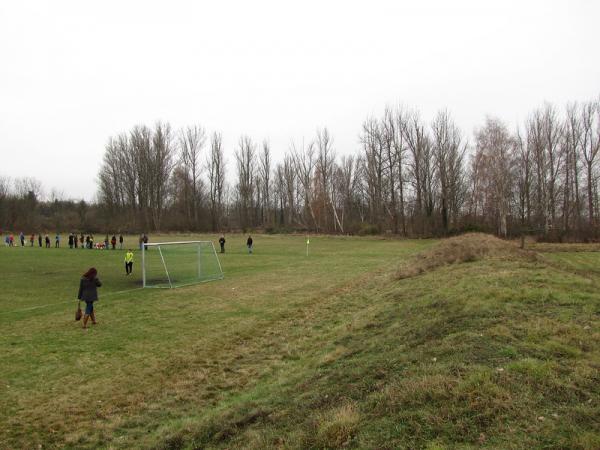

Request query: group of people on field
[
  {"left": 4, "top": 232, "right": 58, "bottom": 248},
  {"left": 2, "top": 232, "right": 129, "bottom": 250}
]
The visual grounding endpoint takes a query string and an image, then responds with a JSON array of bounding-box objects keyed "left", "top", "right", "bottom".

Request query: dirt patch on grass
[{"left": 397, "top": 233, "right": 537, "bottom": 279}]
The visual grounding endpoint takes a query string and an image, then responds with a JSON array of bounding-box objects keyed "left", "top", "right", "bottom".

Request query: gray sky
[{"left": 1, "top": 0, "right": 598, "bottom": 201}]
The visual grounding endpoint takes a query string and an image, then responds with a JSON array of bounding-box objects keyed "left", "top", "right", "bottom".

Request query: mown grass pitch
[
  {"left": 1, "top": 234, "right": 432, "bottom": 448},
  {"left": 1, "top": 234, "right": 599, "bottom": 449}
]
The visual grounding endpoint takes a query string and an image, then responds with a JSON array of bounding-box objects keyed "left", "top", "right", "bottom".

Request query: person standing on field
[
  {"left": 119, "top": 234, "right": 123, "bottom": 250},
  {"left": 77, "top": 267, "right": 102, "bottom": 329},
  {"left": 19, "top": 232, "right": 25, "bottom": 246},
  {"left": 30, "top": 234, "right": 34, "bottom": 247},
  {"left": 55, "top": 233, "right": 60, "bottom": 248},
  {"left": 125, "top": 249, "right": 134, "bottom": 275},
  {"left": 38, "top": 234, "right": 42, "bottom": 247},
  {"left": 111, "top": 235, "right": 117, "bottom": 250},
  {"left": 68, "top": 234, "right": 73, "bottom": 249},
  {"left": 219, "top": 235, "right": 226, "bottom": 253},
  {"left": 45, "top": 235, "right": 50, "bottom": 248},
  {"left": 80, "top": 233, "right": 84, "bottom": 249},
  {"left": 246, "top": 235, "right": 253, "bottom": 254}
]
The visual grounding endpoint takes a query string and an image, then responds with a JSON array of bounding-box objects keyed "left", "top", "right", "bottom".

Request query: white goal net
[{"left": 142, "top": 241, "right": 223, "bottom": 288}]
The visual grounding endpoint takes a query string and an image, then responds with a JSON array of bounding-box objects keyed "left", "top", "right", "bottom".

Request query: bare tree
[
  {"left": 148, "top": 122, "right": 176, "bottom": 230},
  {"left": 473, "top": 117, "right": 515, "bottom": 236},
  {"left": 316, "top": 128, "right": 340, "bottom": 231},
  {"left": 431, "top": 110, "right": 466, "bottom": 233},
  {"left": 259, "top": 141, "right": 272, "bottom": 226},
  {"left": 360, "top": 117, "right": 384, "bottom": 230},
  {"left": 178, "top": 125, "right": 206, "bottom": 229},
  {"left": 402, "top": 110, "right": 435, "bottom": 234},
  {"left": 581, "top": 100, "right": 600, "bottom": 227},
  {"left": 207, "top": 132, "right": 226, "bottom": 231},
  {"left": 292, "top": 140, "right": 317, "bottom": 229},
  {"left": 235, "top": 135, "right": 256, "bottom": 230}
]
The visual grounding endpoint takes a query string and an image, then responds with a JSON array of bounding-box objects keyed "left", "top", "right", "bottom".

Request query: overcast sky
[{"left": 1, "top": 0, "right": 598, "bottom": 201}]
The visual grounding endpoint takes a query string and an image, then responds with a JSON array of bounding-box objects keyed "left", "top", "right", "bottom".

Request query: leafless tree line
[
  {"left": 93, "top": 98, "right": 600, "bottom": 238},
  {"left": 6, "top": 98, "right": 598, "bottom": 238}
]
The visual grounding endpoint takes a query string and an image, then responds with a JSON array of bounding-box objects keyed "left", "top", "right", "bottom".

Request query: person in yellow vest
[{"left": 125, "top": 249, "right": 134, "bottom": 275}]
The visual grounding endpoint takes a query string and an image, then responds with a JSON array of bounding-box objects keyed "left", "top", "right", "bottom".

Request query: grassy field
[{"left": 1, "top": 234, "right": 599, "bottom": 449}]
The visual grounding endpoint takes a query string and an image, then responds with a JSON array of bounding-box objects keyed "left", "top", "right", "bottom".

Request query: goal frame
[{"left": 142, "top": 240, "right": 224, "bottom": 288}]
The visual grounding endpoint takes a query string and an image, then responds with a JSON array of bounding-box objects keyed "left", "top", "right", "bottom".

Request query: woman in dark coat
[{"left": 77, "top": 267, "right": 102, "bottom": 329}]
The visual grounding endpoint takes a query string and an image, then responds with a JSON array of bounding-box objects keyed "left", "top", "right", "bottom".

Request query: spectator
[
  {"left": 119, "top": 234, "right": 124, "bottom": 250},
  {"left": 29, "top": 234, "right": 34, "bottom": 247},
  {"left": 247, "top": 235, "right": 253, "bottom": 254},
  {"left": 38, "top": 234, "right": 42, "bottom": 248},
  {"left": 111, "top": 235, "right": 117, "bottom": 250},
  {"left": 19, "top": 232, "right": 25, "bottom": 246},
  {"left": 77, "top": 267, "right": 102, "bottom": 329},
  {"left": 55, "top": 233, "right": 60, "bottom": 248},
  {"left": 45, "top": 235, "right": 50, "bottom": 248}
]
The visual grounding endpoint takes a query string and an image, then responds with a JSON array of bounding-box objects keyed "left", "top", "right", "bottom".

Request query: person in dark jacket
[
  {"left": 219, "top": 235, "right": 226, "bottom": 253},
  {"left": 38, "top": 234, "right": 42, "bottom": 247},
  {"left": 77, "top": 267, "right": 102, "bottom": 329},
  {"left": 111, "top": 235, "right": 117, "bottom": 250},
  {"left": 246, "top": 235, "right": 253, "bottom": 254}
]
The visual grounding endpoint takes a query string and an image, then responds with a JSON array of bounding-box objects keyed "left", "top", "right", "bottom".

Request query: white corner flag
[{"left": 306, "top": 235, "right": 310, "bottom": 256}]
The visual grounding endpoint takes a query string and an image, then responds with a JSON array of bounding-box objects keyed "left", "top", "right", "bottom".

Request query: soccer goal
[{"left": 142, "top": 241, "right": 223, "bottom": 288}]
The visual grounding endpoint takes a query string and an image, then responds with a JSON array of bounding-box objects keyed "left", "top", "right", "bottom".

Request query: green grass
[{"left": 1, "top": 234, "right": 599, "bottom": 449}]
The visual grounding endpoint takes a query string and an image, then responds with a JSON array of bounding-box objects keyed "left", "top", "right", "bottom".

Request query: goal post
[{"left": 142, "top": 240, "right": 223, "bottom": 288}]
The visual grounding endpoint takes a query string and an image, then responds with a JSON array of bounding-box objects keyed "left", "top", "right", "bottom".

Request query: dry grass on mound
[{"left": 397, "top": 233, "right": 537, "bottom": 279}]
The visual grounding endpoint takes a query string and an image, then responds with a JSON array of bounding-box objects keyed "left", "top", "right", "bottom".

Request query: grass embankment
[{"left": 1, "top": 234, "right": 599, "bottom": 449}]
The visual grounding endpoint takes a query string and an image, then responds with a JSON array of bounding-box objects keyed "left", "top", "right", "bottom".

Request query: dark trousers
[
  {"left": 125, "top": 262, "right": 133, "bottom": 274},
  {"left": 220, "top": 244, "right": 225, "bottom": 253}
]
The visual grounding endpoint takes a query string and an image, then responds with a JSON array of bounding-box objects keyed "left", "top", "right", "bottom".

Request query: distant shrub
[{"left": 357, "top": 224, "right": 379, "bottom": 236}]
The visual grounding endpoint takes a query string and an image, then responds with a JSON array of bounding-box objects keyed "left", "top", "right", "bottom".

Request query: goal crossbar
[{"left": 144, "top": 240, "right": 208, "bottom": 246}]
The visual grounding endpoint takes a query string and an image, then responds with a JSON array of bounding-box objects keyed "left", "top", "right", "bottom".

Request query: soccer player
[
  {"left": 119, "top": 234, "right": 123, "bottom": 249},
  {"left": 125, "top": 249, "right": 134, "bottom": 275},
  {"left": 246, "top": 235, "right": 253, "bottom": 254}
]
